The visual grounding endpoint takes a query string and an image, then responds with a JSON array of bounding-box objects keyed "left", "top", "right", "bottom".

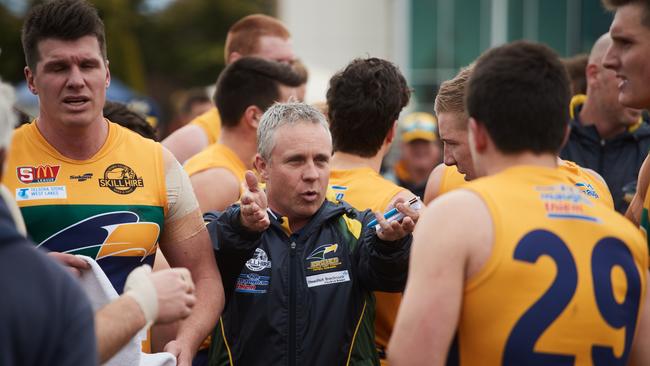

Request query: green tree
[
  {"left": 95, "top": 0, "right": 148, "bottom": 92},
  {"left": 0, "top": 3, "right": 28, "bottom": 83},
  {"left": 0, "top": 0, "right": 275, "bottom": 126}
]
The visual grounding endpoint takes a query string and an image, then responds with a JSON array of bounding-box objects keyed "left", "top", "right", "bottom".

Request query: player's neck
[
  {"left": 482, "top": 152, "right": 558, "bottom": 177},
  {"left": 219, "top": 127, "right": 256, "bottom": 169},
  {"left": 330, "top": 151, "right": 383, "bottom": 173},
  {"left": 35, "top": 115, "right": 108, "bottom": 161}
]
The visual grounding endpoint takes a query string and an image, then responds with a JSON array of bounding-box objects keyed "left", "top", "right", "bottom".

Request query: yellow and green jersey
[{"left": 2, "top": 121, "right": 167, "bottom": 293}]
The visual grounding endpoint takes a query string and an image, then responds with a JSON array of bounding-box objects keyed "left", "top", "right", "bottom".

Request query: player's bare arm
[
  {"left": 157, "top": 147, "right": 224, "bottom": 366},
  {"left": 388, "top": 190, "right": 493, "bottom": 365},
  {"left": 423, "top": 163, "right": 446, "bottom": 205},
  {"left": 625, "top": 155, "right": 650, "bottom": 226}
]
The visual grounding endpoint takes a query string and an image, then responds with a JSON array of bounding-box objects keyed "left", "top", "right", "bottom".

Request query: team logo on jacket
[
  {"left": 99, "top": 164, "right": 144, "bottom": 194},
  {"left": 235, "top": 273, "right": 270, "bottom": 294},
  {"left": 17, "top": 165, "right": 60, "bottom": 184},
  {"left": 307, "top": 243, "right": 341, "bottom": 271},
  {"left": 245, "top": 248, "right": 272, "bottom": 272}
]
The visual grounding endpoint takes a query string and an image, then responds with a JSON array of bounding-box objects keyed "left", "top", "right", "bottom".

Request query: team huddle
[{"left": 0, "top": 0, "right": 649, "bottom": 365}]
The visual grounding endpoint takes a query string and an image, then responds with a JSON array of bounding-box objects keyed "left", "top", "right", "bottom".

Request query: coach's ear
[{"left": 254, "top": 154, "right": 269, "bottom": 183}]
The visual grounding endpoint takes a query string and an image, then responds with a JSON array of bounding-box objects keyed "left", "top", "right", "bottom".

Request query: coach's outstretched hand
[
  {"left": 374, "top": 197, "right": 419, "bottom": 242},
  {"left": 239, "top": 171, "right": 270, "bottom": 232}
]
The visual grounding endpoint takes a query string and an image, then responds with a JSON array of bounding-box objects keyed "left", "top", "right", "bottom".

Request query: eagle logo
[{"left": 307, "top": 243, "right": 339, "bottom": 261}]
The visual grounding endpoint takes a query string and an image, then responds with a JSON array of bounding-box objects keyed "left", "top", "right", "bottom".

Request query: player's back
[
  {"left": 559, "top": 159, "right": 614, "bottom": 209},
  {"left": 457, "top": 165, "right": 647, "bottom": 365},
  {"left": 329, "top": 167, "right": 404, "bottom": 212},
  {"left": 184, "top": 142, "right": 247, "bottom": 180},
  {"left": 329, "top": 167, "right": 407, "bottom": 359},
  {"left": 189, "top": 107, "right": 222, "bottom": 145}
]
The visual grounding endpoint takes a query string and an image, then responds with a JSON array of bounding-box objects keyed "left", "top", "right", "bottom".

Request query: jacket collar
[
  {"left": 570, "top": 95, "right": 650, "bottom": 142},
  {"left": 268, "top": 199, "right": 355, "bottom": 240}
]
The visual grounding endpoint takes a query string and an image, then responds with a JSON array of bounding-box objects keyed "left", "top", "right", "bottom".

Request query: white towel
[{"left": 76, "top": 256, "right": 177, "bottom": 366}]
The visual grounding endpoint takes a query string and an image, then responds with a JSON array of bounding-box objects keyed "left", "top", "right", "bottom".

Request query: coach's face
[
  {"left": 604, "top": 3, "right": 650, "bottom": 109},
  {"left": 25, "top": 36, "right": 110, "bottom": 129},
  {"left": 258, "top": 121, "right": 332, "bottom": 230}
]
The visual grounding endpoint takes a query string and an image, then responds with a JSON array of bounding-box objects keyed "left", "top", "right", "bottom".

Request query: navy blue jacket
[
  {"left": 206, "top": 200, "right": 411, "bottom": 366},
  {"left": 0, "top": 196, "right": 97, "bottom": 366}
]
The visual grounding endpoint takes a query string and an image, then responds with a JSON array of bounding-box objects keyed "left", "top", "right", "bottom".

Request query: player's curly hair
[{"left": 327, "top": 58, "right": 411, "bottom": 157}]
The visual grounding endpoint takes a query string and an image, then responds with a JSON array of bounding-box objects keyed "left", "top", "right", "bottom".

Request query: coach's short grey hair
[
  {"left": 257, "top": 102, "right": 331, "bottom": 160},
  {"left": 0, "top": 79, "right": 16, "bottom": 150}
]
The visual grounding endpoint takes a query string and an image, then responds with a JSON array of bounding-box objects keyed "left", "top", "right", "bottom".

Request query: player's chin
[{"left": 61, "top": 110, "right": 99, "bottom": 127}]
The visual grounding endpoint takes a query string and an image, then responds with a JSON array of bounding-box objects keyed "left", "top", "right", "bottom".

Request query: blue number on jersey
[
  {"left": 503, "top": 230, "right": 642, "bottom": 366},
  {"left": 591, "top": 238, "right": 642, "bottom": 365}
]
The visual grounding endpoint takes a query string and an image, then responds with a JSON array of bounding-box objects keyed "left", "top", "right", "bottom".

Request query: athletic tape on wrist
[{"left": 124, "top": 264, "right": 158, "bottom": 328}]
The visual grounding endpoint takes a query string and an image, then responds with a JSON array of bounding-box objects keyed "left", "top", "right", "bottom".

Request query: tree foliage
[{"left": 0, "top": 0, "right": 274, "bottom": 122}]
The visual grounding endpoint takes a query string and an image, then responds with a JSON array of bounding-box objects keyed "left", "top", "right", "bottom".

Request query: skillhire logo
[
  {"left": 99, "top": 163, "right": 144, "bottom": 195},
  {"left": 17, "top": 165, "right": 60, "bottom": 184}
]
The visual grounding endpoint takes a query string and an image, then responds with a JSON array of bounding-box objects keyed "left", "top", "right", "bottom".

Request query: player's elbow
[{"left": 386, "top": 336, "right": 413, "bottom": 366}]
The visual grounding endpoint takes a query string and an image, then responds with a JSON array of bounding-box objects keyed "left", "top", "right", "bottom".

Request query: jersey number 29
[{"left": 503, "top": 229, "right": 642, "bottom": 366}]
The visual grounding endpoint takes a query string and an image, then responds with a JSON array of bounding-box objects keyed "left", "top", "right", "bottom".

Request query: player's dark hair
[
  {"left": 215, "top": 57, "right": 304, "bottom": 128},
  {"left": 602, "top": 0, "right": 650, "bottom": 27},
  {"left": 327, "top": 57, "right": 410, "bottom": 157},
  {"left": 22, "top": 0, "right": 106, "bottom": 71},
  {"left": 104, "top": 101, "right": 157, "bottom": 141},
  {"left": 466, "top": 41, "right": 570, "bottom": 154}
]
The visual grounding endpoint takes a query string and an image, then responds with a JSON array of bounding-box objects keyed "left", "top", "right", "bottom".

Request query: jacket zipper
[
  {"left": 599, "top": 139, "right": 605, "bottom": 173},
  {"left": 289, "top": 240, "right": 297, "bottom": 366}
]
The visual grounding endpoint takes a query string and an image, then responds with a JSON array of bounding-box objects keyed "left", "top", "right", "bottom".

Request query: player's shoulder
[
  {"left": 422, "top": 188, "right": 491, "bottom": 231},
  {"left": 423, "top": 163, "right": 447, "bottom": 204},
  {"left": 418, "top": 188, "right": 493, "bottom": 255}
]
